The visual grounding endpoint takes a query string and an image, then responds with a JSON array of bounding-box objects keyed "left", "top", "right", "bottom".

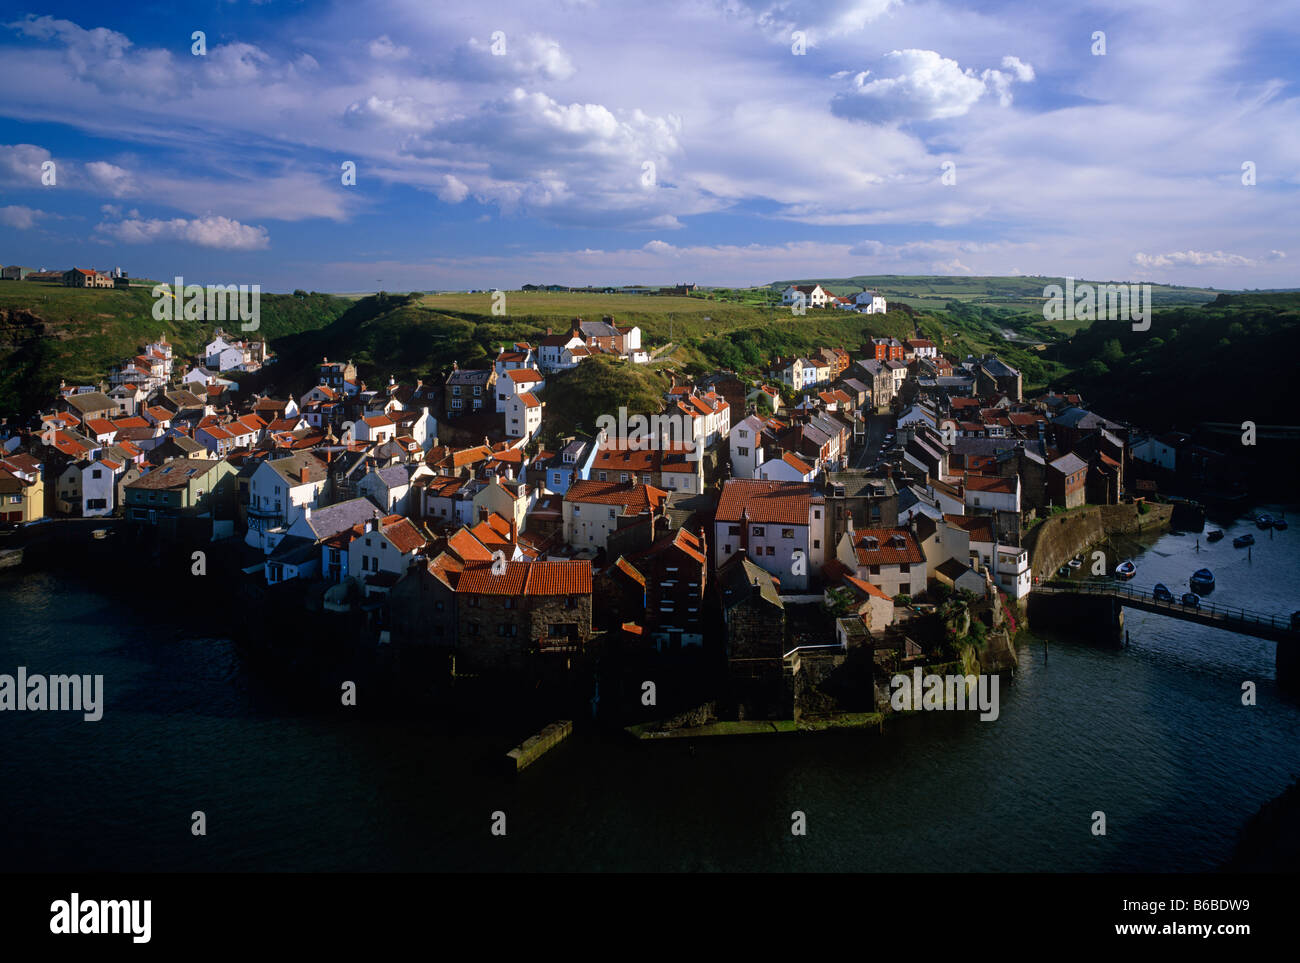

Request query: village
[{"left": 0, "top": 282, "right": 1226, "bottom": 724}]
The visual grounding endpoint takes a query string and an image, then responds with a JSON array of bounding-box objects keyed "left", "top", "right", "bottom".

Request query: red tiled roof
[
  {"left": 565, "top": 480, "right": 667, "bottom": 513},
  {"left": 715, "top": 479, "right": 811, "bottom": 525},
  {"left": 964, "top": 473, "right": 1017, "bottom": 494},
  {"left": 456, "top": 559, "right": 592, "bottom": 596},
  {"left": 851, "top": 527, "right": 924, "bottom": 566}
]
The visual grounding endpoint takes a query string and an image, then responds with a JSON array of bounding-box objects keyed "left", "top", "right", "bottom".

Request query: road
[{"left": 851, "top": 412, "right": 896, "bottom": 470}]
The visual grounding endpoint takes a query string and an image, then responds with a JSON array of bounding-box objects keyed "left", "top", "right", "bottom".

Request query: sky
[{"left": 0, "top": 0, "right": 1296, "bottom": 292}]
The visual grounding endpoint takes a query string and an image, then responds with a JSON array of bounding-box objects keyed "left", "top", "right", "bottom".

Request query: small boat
[
  {"left": 1114, "top": 560, "right": 1137, "bottom": 580},
  {"left": 1057, "top": 566, "right": 1070, "bottom": 577},
  {"left": 1153, "top": 584, "right": 1175, "bottom": 602},
  {"left": 1256, "top": 514, "right": 1274, "bottom": 529},
  {"left": 1067, "top": 558, "right": 1082, "bottom": 569},
  {"left": 1206, "top": 530, "right": 1224, "bottom": 542},
  {"left": 1275, "top": 519, "right": 1288, "bottom": 531},
  {"left": 1190, "top": 568, "right": 1215, "bottom": 592},
  {"left": 1181, "top": 592, "right": 1200, "bottom": 609},
  {"left": 1233, "top": 533, "right": 1255, "bottom": 548}
]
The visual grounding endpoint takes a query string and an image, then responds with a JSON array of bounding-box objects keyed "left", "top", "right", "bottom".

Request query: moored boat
[
  {"left": 1275, "top": 518, "right": 1288, "bottom": 531},
  {"left": 1153, "top": 583, "right": 1175, "bottom": 602},
  {"left": 1189, "top": 568, "right": 1215, "bottom": 593},
  {"left": 1067, "top": 557, "right": 1082, "bottom": 569},
  {"left": 1206, "top": 530, "right": 1224, "bottom": 542},
  {"left": 1256, "top": 514, "right": 1274, "bottom": 529},
  {"left": 1114, "top": 560, "right": 1137, "bottom": 580},
  {"left": 1233, "top": 533, "right": 1255, "bottom": 548}
]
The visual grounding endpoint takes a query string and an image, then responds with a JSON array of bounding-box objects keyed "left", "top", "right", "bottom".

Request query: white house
[
  {"left": 497, "top": 368, "right": 546, "bottom": 413},
  {"left": 245, "top": 452, "right": 329, "bottom": 551},
  {"left": 713, "top": 479, "right": 823, "bottom": 591},
  {"left": 854, "top": 290, "right": 888, "bottom": 314},
  {"left": 758, "top": 452, "right": 816, "bottom": 483},
  {"left": 506, "top": 392, "right": 544, "bottom": 442},
  {"left": 964, "top": 473, "right": 1020, "bottom": 514},
  {"left": 354, "top": 414, "right": 398, "bottom": 446},
  {"left": 357, "top": 464, "right": 416, "bottom": 515},
  {"left": 729, "top": 414, "right": 766, "bottom": 480},
  {"left": 781, "top": 284, "right": 830, "bottom": 309},
  {"left": 347, "top": 514, "right": 427, "bottom": 596}
]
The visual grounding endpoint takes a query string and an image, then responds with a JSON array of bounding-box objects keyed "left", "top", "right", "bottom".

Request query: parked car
[{"left": 1181, "top": 593, "right": 1200, "bottom": 609}]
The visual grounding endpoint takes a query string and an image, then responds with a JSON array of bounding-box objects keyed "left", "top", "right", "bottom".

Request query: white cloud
[
  {"left": 0, "top": 205, "right": 47, "bottom": 229},
  {"left": 84, "top": 160, "right": 133, "bottom": 196},
  {"left": 1133, "top": 250, "right": 1259, "bottom": 269},
  {"left": 95, "top": 215, "right": 270, "bottom": 250},
  {"left": 436, "top": 174, "right": 470, "bottom": 203},
  {"left": 450, "top": 34, "right": 576, "bottom": 82},
  {"left": 369, "top": 35, "right": 410, "bottom": 60},
  {"left": 833, "top": 49, "right": 1034, "bottom": 122}
]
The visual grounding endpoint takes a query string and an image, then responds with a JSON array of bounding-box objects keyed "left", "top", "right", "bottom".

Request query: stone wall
[{"left": 1023, "top": 502, "right": 1172, "bottom": 579}]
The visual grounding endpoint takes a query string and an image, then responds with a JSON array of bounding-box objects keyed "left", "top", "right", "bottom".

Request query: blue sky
[{"left": 0, "top": 0, "right": 1296, "bottom": 292}]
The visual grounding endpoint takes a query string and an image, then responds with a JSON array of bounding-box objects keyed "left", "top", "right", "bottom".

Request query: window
[
  {"left": 728, "top": 525, "right": 740, "bottom": 535},
  {"left": 900, "top": 583, "right": 911, "bottom": 595},
  {"left": 766, "top": 546, "right": 775, "bottom": 556},
  {"left": 608, "top": 509, "right": 616, "bottom": 519},
  {"left": 619, "top": 473, "right": 628, "bottom": 483},
  {"left": 900, "top": 563, "right": 910, "bottom": 573},
  {"left": 814, "top": 509, "right": 821, "bottom": 520},
  {"left": 813, "top": 540, "right": 820, "bottom": 549},
  {"left": 598, "top": 472, "right": 607, "bottom": 482},
  {"left": 723, "top": 544, "right": 731, "bottom": 554},
  {"left": 453, "top": 386, "right": 461, "bottom": 396},
  {"left": 92, "top": 469, "right": 103, "bottom": 479},
  {"left": 782, "top": 528, "right": 794, "bottom": 539},
  {"left": 752, "top": 526, "right": 765, "bottom": 537}
]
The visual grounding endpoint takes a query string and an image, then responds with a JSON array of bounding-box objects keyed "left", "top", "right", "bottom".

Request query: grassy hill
[
  {"left": 766, "top": 274, "right": 1224, "bottom": 315},
  {"left": 0, "top": 282, "right": 352, "bottom": 415}
]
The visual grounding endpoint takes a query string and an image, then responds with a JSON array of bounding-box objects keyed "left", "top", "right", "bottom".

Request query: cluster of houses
[
  {"left": 2, "top": 305, "right": 1150, "bottom": 717},
  {"left": 1, "top": 265, "right": 130, "bottom": 288},
  {"left": 781, "top": 285, "right": 888, "bottom": 314}
]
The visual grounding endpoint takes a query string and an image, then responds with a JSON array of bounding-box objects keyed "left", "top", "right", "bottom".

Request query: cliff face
[
  {"left": 0, "top": 307, "right": 47, "bottom": 347},
  {"left": 1023, "top": 503, "right": 1173, "bottom": 579}
]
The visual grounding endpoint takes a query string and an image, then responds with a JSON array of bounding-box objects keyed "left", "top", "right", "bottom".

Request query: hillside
[
  {"left": 1045, "top": 292, "right": 1300, "bottom": 429},
  {"left": 0, "top": 282, "right": 352, "bottom": 415},
  {"left": 539, "top": 355, "right": 674, "bottom": 442}
]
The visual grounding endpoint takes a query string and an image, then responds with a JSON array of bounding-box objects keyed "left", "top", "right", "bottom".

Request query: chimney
[
  {"left": 546, "top": 327, "right": 552, "bottom": 336},
  {"left": 300, "top": 466, "right": 310, "bottom": 484},
  {"left": 509, "top": 516, "right": 517, "bottom": 545}
]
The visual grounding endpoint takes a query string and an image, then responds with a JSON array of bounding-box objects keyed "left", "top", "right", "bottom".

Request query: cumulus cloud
[
  {"left": 95, "top": 215, "right": 269, "bottom": 250},
  {"left": 84, "top": 160, "right": 134, "bottom": 196},
  {"left": 0, "top": 205, "right": 47, "bottom": 229},
  {"left": 436, "top": 174, "right": 470, "bottom": 203},
  {"left": 343, "top": 95, "right": 433, "bottom": 130},
  {"left": 832, "top": 49, "right": 1034, "bottom": 122},
  {"left": 449, "top": 34, "right": 576, "bottom": 82}
]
